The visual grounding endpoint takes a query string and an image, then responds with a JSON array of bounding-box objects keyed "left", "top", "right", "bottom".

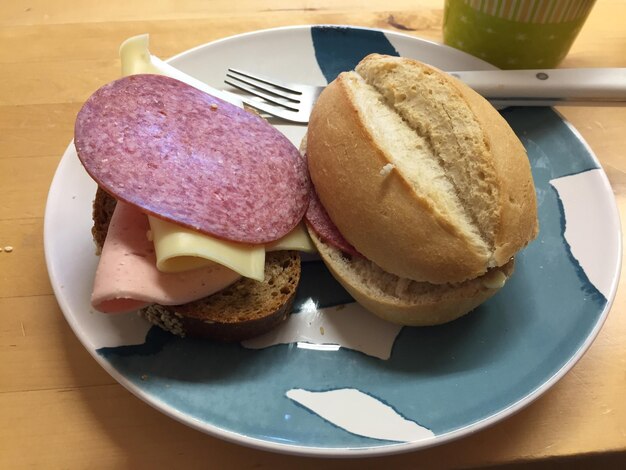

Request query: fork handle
[{"left": 452, "top": 68, "right": 626, "bottom": 106}]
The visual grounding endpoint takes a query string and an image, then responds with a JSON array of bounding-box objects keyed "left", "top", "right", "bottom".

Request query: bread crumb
[
  {"left": 380, "top": 163, "right": 395, "bottom": 177},
  {"left": 3, "top": 246, "right": 13, "bottom": 253},
  {"left": 210, "top": 103, "right": 218, "bottom": 110}
]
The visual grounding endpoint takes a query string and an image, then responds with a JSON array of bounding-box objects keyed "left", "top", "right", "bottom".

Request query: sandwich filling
[
  {"left": 78, "top": 38, "right": 314, "bottom": 314},
  {"left": 91, "top": 201, "right": 241, "bottom": 314}
]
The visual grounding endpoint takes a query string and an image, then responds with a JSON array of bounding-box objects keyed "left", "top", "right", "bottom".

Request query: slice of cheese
[
  {"left": 148, "top": 216, "right": 266, "bottom": 281},
  {"left": 266, "top": 224, "right": 315, "bottom": 252},
  {"left": 119, "top": 34, "right": 240, "bottom": 105},
  {"left": 149, "top": 216, "right": 315, "bottom": 281},
  {"left": 121, "top": 34, "right": 315, "bottom": 281}
]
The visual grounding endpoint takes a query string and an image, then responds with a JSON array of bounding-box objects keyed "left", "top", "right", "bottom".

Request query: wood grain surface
[{"left": 1, "top": 1, "right": 625, "bottom": 468}]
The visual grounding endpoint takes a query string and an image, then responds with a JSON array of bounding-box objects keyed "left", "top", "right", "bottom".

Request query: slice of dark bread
[
  {"left": 92, "top": 187, "right": 118, "bottom": 254},
  {"left": 140, "top": 251, "right": 299, "bottom": 341},
  {"left": 92, "top": 187, "right": 301, "bottom": 341}
]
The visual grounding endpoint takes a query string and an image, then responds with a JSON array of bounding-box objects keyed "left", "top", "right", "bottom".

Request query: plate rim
[
  {"left": 44, "top": 24, "right": 623, "bottom": 457},
  {"left": 166, "top": 24, "right": 499, "bottom": 72}
]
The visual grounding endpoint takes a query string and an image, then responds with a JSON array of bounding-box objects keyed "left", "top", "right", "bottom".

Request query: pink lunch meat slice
[
  {"left": 305, "top": 185, "right": 362, "bottom": 258},
  {"left": 91, "top": 201, "right": 241, "bottom": 314},
  {"left": 75, "top": 74, "right": 310, "bottom": 244}
]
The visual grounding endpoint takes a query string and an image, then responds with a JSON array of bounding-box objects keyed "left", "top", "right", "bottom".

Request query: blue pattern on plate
[
  {"left": 96, "top": 29, "right": 608, "bottom": 448},
  {"left": 311, "top": 26, "right": 399, "bottom": 82}
]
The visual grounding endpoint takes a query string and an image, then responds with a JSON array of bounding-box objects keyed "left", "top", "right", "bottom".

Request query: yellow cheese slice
[
  {"left": 149, "top": 217, "right": 315, "bottom": 281},
  {"left": 119, "top": 34, "right": 239, "bottom": 104},
  {"left": 148, "top": 216, "right": 315, "bottom": 281},
  {"left": 266, "top": 225, "right": 315, "bottom": 252},
  {"left": 148, "top": 216, "right": 266, "bottom": 281},
  {"left": 122, "top": 35, "right": 316, "bottom": 281}
]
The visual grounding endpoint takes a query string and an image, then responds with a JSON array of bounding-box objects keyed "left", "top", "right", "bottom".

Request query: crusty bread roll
[
  {"left": 307, "top": 54, "right": 537, "bottom": 285},
  {"left": 305, "top": 54, "right": 538, "bottom": 325}
]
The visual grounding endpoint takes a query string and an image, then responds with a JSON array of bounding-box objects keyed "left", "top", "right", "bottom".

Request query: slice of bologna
[
  {"left": 305, "top": 185, "right": 362, "bottom": 258},
  {"left": 92, "top": 201, "right": 241, "bottom": 314},
  {"left": 75, "top": 74, "right": 310, "bottom": 244}
]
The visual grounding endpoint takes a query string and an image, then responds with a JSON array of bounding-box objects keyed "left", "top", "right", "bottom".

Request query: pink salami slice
[
  {"left": 75, "top": 74, "right": 310, "bottom": 244},
  {"left": 305, "top": 185, "right": 362, "bottom": 258}
]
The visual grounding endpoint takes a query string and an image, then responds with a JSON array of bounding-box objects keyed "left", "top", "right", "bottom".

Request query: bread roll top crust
[
  {"left": 356, "top": 55, "right": 500, "bottom": 247},
  {"left": 307, "top": 54, "right": 537, "bottom": 284}
]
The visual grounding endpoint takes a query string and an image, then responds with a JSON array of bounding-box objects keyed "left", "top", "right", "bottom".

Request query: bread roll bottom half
[{"left": 306, "top": 54, "right": 538, "bottom": 325}]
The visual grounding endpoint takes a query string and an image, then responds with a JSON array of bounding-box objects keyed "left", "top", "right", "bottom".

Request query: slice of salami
[
  {"left": 305, "top": 185, "right": 362, "bottom": 258},
  {"left": 75, "top": 74, "right": 310, "bottom": 244}
]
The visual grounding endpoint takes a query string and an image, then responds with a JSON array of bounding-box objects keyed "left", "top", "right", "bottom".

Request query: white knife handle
[{"left": 452, "top": 68, "right": 626, "bottom": 106}]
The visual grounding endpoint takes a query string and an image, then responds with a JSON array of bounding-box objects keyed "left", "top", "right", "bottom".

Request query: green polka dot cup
[{"left": 443, "top": 0, "right": 596, "bottom": 69}]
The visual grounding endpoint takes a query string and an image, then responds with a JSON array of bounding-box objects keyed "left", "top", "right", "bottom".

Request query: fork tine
[
  {"left": 237, "top": 95, "right": 308, "bottom": 124},
  {"left": 228, "top": 68, "right": 301, "bottom": 95},
  {"left": 225, "top": 72, "right": 300, "bottom": 103},
  {"left": 224, "top": 79, "right": 300, "bottom": 112}
]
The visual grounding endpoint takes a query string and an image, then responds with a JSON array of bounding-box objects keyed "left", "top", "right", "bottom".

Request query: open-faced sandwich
[{"left": 75, "top": 69, "right": 314, "bottom": 342}]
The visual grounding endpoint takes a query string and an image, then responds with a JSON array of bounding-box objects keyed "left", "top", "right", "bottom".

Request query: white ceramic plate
[{"left": 45, "top": 26, "right": 622, "bottom": 457}]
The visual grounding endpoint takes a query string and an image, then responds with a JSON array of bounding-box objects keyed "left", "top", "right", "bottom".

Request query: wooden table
[{"left": 1, "top": 1, "right": 625, "bottom": 468}]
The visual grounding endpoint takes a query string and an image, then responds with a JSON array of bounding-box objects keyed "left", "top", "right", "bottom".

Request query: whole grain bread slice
[{"left": 92, "top": 187, "right": 301, "bottom": 341}]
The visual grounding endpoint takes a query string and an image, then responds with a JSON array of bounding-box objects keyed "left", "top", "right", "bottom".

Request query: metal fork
[
  {"left": 225, "top": 69, "right": 324, "bottom": 123},
  {"left": 225, "top": 67, "right": 626, "bottom": 123}
]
